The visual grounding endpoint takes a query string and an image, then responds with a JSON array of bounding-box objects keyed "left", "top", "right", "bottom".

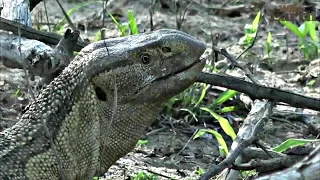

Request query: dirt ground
[{"left": 0, "top": 0, "right": 319, "bottom": 179}]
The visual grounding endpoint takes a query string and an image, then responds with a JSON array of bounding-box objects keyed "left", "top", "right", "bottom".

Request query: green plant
[
  {"left": 12, "top": 89, "right": 21, "bottom": 97},
  {"left": 109, "top": 10, "right": 139, "bottom": 36},
  {"left": 240, "top": 169, "right": 257, "bottom": 179},
  {"left": 128, "top": 10, "right": 139, "bottom": 35},
  {"left": 280, "top": 17, "right": 319, "bottom": 59},
  {"left": 131, "top": 172, "right": 159, "bottom": 180},
  {"left": 137, "top": 140, "right": 148, "bottom": 145},
  {"left": 166, "top": 82, "right": 205, "bottom": 115},
  {"left": 265, "top": 31, "right": 273, "bottom": 57},
  {"left": 272, "top": 138, "right": 320, "bottom": 153},
  {"left": 166, "top": 65, "right": 215, "bottom": 113},
  {"left": 94, "top": 31, "right": 102, "bottom": 42},
  {"left": 201, "top": 107, "right": 237, "bottom": 141},
  {"left": 166, "top": 84, "right": 238, "bottom": 155},
  {"left": 196, "top": 167, "right": 205, "bottom": 176},
  {"left": 307, "top": 79, "right": 316, "bottom": 87},
  {"left": 239, "top": 11, "right": 261, "bottom": 46},
  {"left": 210, "top": 89, "right": 238, "bottom": 109}
]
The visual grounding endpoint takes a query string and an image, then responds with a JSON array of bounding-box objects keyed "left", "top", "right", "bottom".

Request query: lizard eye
[
  {"left": 162, "top": 47, "right": 171, "bottom": 53},
  {"left": 95, "top": 87, "right": 107, "bottom": 101},
  {"left": 140, "top": 54, "right": 150, "bottom": 64}
]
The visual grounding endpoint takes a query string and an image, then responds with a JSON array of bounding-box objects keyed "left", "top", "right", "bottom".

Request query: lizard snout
[{"left": 188, "top": 37, "right": 206, "bottom": 57}]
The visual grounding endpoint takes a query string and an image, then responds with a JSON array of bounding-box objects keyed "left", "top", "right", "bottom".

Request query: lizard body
[{"left": 0, "top": 29, "right": 206, "bottom": 179}]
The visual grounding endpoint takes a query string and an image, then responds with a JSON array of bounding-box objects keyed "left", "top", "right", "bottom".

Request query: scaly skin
[{"left": 0, "top": 29, "right": 206, "bottom": 179}]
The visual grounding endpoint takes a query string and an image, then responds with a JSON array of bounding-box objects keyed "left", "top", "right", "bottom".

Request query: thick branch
[
  {"left": 0, "top": 29, "right": 79, "bottom": 82},
  {"left": 197, "top": 72, "right": 320, "bottom": 111},
  {"left": 0, "top": 17, "right": 86, "bottom": 51},
  {"left": 255, "top": 145, "right": 320, "bottom": 180}
]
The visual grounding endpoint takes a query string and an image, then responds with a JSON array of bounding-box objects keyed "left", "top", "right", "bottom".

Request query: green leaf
[
  {"left": 94, "top": 31, "right": 101, "bottom": 42},
  {"left": 241, "top": 170, "right": 257, "bottom": 178},
  {"left": 306, "top": 14, "right": 315, "bottom": 21},
  {"left": 119, "top": 24, "right": 129, "bottom": 36},
  {"left": 197, "top": 167, "right": 205, "bottom": 176},
  {"left": 217, "top": 106, "right": 238, "bottom": 113},
  {"left": 180, "top": 108, "right": 199, "bottom": 122},
  {"left": 298, "top": 23, "right": 308, "bottom": 38},
  {"left": 133, "top": 172, "right": 159, "bottom": 180},
  {"left": 239, "top": 11, "right": 261, "bottom": 47},
  {"left": 238, "top": 36, "right": 249, "bottom": 46},
  {"left": 244, "top": 24, "right": 254, "bottom": 34},
  {"left": 13, "top": 89, "right": 20, "bottom": 97},
  {"left": 194, "top": 84, "right": 208, "bottom": 107},
  {"left": 166, "top": 97, "right": 179, "bottom": 114},
  {"left": 306, "top": 21, "right": 319, "bottom": 44},
  {"left": 214, "top": 89, "right": 238, "bottom": 106},
  {"left": 300, "top": 39, "right": 312, "bottom": 59},
  {"left": 193, "top": 129, "right": 206, "bottom": 139},
  {"left": 135, "top": 172, "right": 145, "bottom": 179},
  {"left": 280, "top": 21, "right": 304, "bottom": 39},
  {"left": 267, "top": 31, "right": 272, "bottom": 44},
  {"left": 252, "top": 11, "right": 261, "bottom": 32},
  {"left": 128, "top": 10, "right": 139, "bottom": 35},
  {"left": 272, "top": 138, "right": 320, "bottom": 153},
  {"left": 193, "top": 129, "right": 229, "bottom": 155},
  {"left": 200, "top": 107, "right": 237, "bottom": 140},
  {"left": 265, "top": 31, "right": 273, "bottom": 55},
  {"left": 307, "top": 80, "right": 316, "bottom": 87},
  {"left": 137, "top": 140, "right": 148, "bottom": 145},
  {"left": 109, "top": 13, "right": 128, "bottom": 36}
]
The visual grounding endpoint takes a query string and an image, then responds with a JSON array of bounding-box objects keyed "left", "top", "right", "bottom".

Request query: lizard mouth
[
  {"left": 134, "top": 55, "right": 205, "bottom": 96},
  {"left": 155, "top": 56, "right": 205, "bottom": 82}
]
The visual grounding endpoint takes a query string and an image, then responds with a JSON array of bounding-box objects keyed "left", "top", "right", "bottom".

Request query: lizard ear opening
[{"left": 95, "top": 87, "right": 107, "bottom": 101}]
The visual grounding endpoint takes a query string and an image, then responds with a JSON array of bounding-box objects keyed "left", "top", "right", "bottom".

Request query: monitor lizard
[{"left": 0, "top": 29, "right": 206, "bottom": 179}]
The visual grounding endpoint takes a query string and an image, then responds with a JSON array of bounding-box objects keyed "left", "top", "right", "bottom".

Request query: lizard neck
[
  {"left": 97, "top": 101, "right": 165, "bottom": 174},
  {"left": 0, "top": 59, "right": 100, "bottom": 179}
]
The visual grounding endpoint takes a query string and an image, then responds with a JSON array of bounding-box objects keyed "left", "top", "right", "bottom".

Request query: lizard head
[{"left": 83, "top": 29, "right": 206, "bottom": 104}]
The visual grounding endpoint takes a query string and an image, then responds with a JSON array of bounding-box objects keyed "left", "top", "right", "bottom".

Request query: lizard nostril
[
  {"left": 161, "top": 47, "right": 171, "bottom": 53},
  {"left": 95, "top": 87, "right": 107, "bottom": 101}
]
